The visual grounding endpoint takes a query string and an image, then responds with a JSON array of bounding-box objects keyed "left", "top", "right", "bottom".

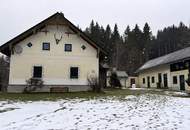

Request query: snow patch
[{"left": 0, "top": 94, "right": 190, "bottom": 130}]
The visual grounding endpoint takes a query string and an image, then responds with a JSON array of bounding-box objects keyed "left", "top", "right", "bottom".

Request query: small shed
[
  {"left": 116, "top": 71, "right": 128, "bottom": 87},
  {"left": 107, "top": 70, "right": 128, "bottom": 88}
]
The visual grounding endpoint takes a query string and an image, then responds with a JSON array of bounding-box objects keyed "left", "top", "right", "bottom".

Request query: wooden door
[
  {"left": 130, "top": 78, "right": 135, "bottom": 86},
  {"left": 163, "top": 74, "right": 168, "bottom": 88},
  {"left": 179, "top": 75, "right": 185, "bottom": 91},
  {"left": 147, "top": 76, "right": 150, "bottom": 88}
]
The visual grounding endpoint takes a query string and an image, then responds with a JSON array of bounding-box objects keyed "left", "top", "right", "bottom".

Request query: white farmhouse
[{"left": 0, "top": 12, "right": 107, "bottom": 93}]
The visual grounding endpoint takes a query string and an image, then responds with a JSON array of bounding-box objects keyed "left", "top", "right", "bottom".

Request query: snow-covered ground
[{"left": 0, "top": 94, "right": 190, "bottom": 130}]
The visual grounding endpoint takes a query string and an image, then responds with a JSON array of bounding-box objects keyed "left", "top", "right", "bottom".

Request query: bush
[
  {"left": 87, "top": 72, "right": 101, "bottom": 93},
  {"left": 109, "top": 72, "right": 121, "bottom": 88},
  {"left": 24, "top": 78, "right": 44, "bottom": 93}
]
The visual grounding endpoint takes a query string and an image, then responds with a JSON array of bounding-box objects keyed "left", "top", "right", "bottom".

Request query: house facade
[
  {"left": 137, "top": 47, "right": 190, "bottom": 91},
  {"left": 0, "top": 12, "right": 107, "bottom": 93}
]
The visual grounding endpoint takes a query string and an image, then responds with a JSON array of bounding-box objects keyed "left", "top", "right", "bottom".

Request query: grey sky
[{"left": 0, "top": 0, "right": 190, "bottom": 45}]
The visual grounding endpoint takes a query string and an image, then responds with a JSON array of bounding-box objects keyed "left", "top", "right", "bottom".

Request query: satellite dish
[{"left": 14, "top": 45, "right": 23, "bottom": 54}]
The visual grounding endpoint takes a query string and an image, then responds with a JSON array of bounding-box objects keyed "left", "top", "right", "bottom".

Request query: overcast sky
[{"left": 0, "top": 0, "right": 190, "bottom": 45}]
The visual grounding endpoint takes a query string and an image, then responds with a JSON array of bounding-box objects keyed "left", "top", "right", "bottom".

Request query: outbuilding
[{"left": 137, "top": 47, "right": 190, "bottom": 91}]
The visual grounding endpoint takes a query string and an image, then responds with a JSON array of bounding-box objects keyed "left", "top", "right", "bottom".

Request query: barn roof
[
  {"left": 0, "top": 12, "right": 107, "bottom": 56},
  {"left": 137, "top": 47, "right": 190, "bottom": 72}
]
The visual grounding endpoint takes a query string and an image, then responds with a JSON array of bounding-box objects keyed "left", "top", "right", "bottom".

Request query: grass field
[{"left": 0, "top": 88, "right": 188, "bottom": 101}]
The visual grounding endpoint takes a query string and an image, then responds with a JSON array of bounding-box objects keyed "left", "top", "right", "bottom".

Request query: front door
[
  {"left": 130, "top": 78, "right": 135, "bottom": 86},
  {"left": 179, "top": 75, "right": 185, "bottom": 91},
  {"left": 147, "top": 76, "right": 150, "bottom": 88},
  {"left": 163, "top": 74, "right": 168, "bottom": 88}
]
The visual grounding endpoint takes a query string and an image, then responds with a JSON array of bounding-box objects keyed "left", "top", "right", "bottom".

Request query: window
[
  {"left": 143, "top": 78, "right": 145, "bottom": 84},
  {"left": 70, "top": 67, "right": 78, "bottom": 79},
  {"left": 65, "top": 44, "right": 72, "bottom": 52},
  {"left": 173, "top": 76, "right": 178, "bottom": 84},
  {"left": 27, "top": 42, "right": 32, "bottom": 47},
  {"left": 33, "top": 66, "right": 42, "bottom": 78},
  {"left": 152, "top": 76, "right": 155, "bottom": 83},
  {"left": 42, "top": 42, "right": 50, "bottom": 50}
]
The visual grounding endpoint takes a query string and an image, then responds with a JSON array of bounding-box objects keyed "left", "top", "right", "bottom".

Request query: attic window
[
  {"left": 185, "top": 62, "right": 189, "bottom": 68},
  {"left": 65, "top": 44, "right": 72, "bottom": 52},
  {"left": 43, "top": 42, "right": 50, "bottom": 50},
  {"left": 27, "top": 42, "right": 32, "bottom": 47},
  {"left": 81, "top": 45, "right": 86, "bottom": 50}
]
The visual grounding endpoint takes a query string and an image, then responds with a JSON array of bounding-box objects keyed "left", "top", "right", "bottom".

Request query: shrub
[
  {"left": 109, "top": 72, "right": 121, "bottom": 88},
  {"left": 87, "top": 72, "right": 101, "bottom": 93},
  {"left": 24, "top": 78, "right": 44, "bottom": 93}
]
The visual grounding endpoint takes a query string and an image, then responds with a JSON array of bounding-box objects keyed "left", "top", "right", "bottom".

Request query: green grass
[{"left": 0, "top": 88, "right": 166, "bottom": 101}]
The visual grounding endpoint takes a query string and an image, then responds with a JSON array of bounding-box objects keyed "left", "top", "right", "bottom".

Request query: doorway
[
  {"left": 157, "top": 73, "right": 162, "bottom": 88},
  {"left": 179, "top": 75, "right": 185, "bottom": 91},
  {"left": 130, "top": 78, "right": 135, "bottom": 86},
  {"left": 163, "top": 74, "right": 168, "bottom": 88},
  {"left": 147, "top": 76, "right": 150, "bottom": 88},
  {"left": 158, "top": 73, "right": 162, "bottom": 83}
]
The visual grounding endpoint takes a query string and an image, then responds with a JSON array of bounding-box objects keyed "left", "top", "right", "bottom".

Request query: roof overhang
[{"left": 136, "top": 57, "right": 190, "bottom": 73}]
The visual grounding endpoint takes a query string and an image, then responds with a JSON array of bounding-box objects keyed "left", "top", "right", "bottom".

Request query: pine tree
[
  {"left": 104, "top": 25, "right": 112, "bottom": 50},
  {"left": 143, "top": 23, "right": 152, "bottom": 62},
  {"left": 111, "top": 24, "right": 120, "bottom": 43},
  {"left": 110, "top": 24, "right": 122, "bottom": 68},
  {"left": 124, "top": 25, "right": 130, "bottom": 43}
]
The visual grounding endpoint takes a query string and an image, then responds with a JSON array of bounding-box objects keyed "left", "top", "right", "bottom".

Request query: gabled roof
[
  {"left": 107, "top": 70, "right": 128, "bottom": 78},
  {"left": 116, "top": 71, "right": 128, "bottom": 78},
  {"left": 137, "top": 47, "right": 190, "bottom": 72},
  {"left": 0, "top": 12, "right": 107, "bottom": 56}
]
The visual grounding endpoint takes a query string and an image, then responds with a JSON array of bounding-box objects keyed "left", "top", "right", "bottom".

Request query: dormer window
[
  {"left": 42, "top": 42, "right": 50, "bottom": 50},
  {"left": 65, "top": 44, "right": 72, "bottom": 52}
]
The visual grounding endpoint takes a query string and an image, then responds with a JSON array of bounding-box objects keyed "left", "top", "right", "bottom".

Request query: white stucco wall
[
  {"left": 170, "top": 69, "right": 190, "bottom": 91},
  {"left": 120, "top": 78, "right": 127, "bottom": 87},
  {"left": 8, "top": 25, "right": 99, "bottom": 92},
  {"left": 138, "top": 65, "right": 171, "bottom": 88}
]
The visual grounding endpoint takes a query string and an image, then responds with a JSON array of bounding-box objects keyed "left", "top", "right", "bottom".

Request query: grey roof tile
[{"left": 138, "top": 47, "right": 190, "bottom": 72}]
